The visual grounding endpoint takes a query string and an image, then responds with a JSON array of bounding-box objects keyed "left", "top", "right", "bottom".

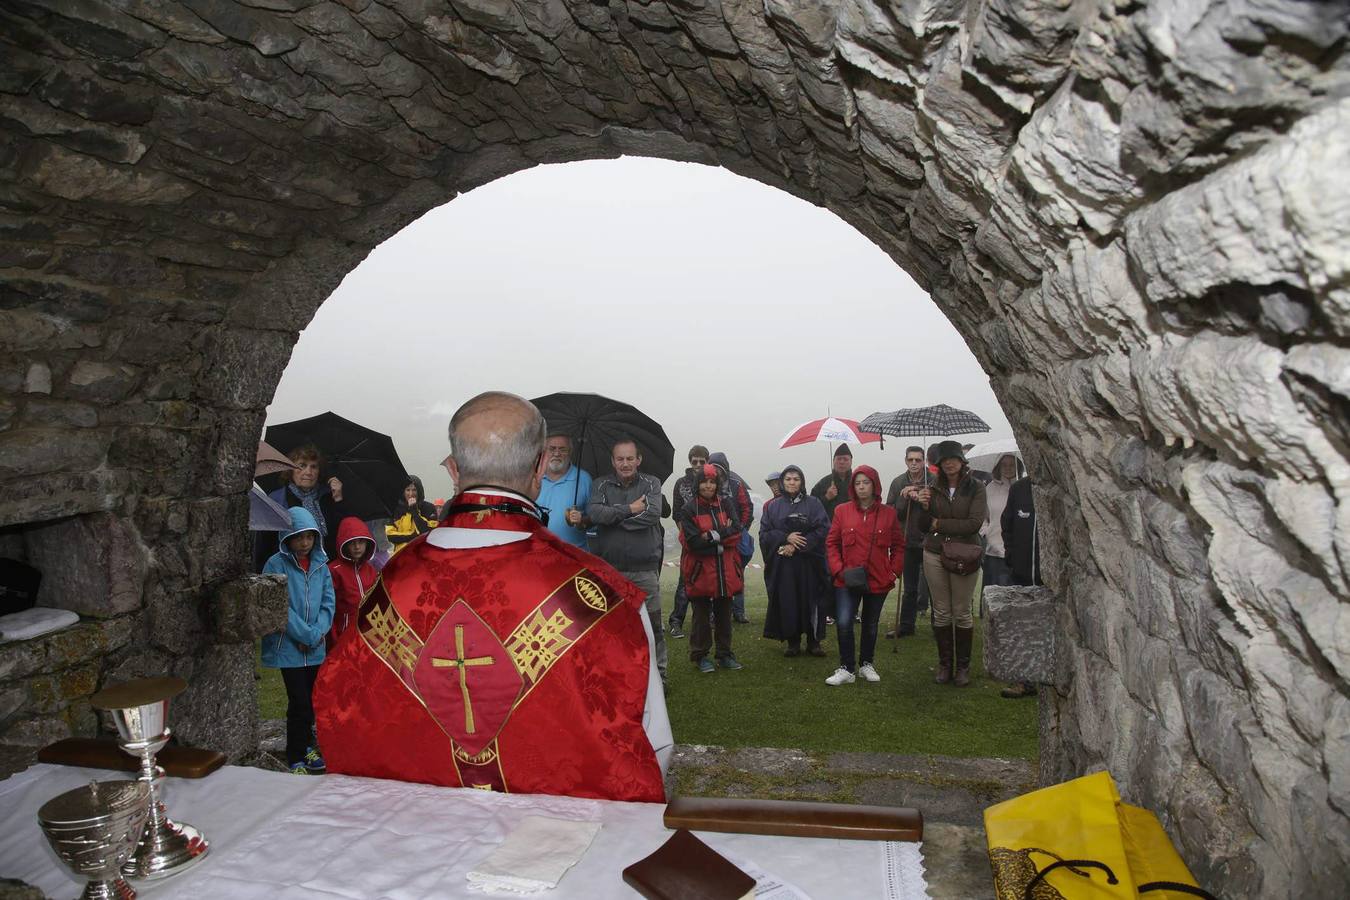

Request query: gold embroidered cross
[
  {"left": 366, "top": 604, "right": 419, "bottom": 672},
  {"left": 431, "top": 624, "right": 495, "bottom": 734}
]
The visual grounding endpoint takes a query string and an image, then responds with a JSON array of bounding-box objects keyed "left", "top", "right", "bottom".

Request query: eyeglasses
[
  {"left": 906, "top": 457, "right": 924, "bottom": 464},
  {"left": 689, "top": 458, "right": 707, "bottom": 466}
]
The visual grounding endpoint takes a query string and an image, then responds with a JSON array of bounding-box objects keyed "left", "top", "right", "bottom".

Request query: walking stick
[{"left": 893, "top": 493, "right": 907, "bottom": 654}]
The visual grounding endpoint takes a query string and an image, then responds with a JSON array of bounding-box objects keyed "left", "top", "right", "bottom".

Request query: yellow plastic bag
[{"left": 984, "top": 771, "right": 1214, "bottom": 900}]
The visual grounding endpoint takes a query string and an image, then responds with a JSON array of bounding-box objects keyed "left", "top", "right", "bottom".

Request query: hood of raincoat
[
  {"left": 281, "top": 506, "right": 327, "bottom": 562},
  {"left": 846, "top": 464, "right": 883, "bottom": 505},
  {"left": 336, "top": 516, "right": 375, "bottom": 561},
  {"left": 777, "top": 465, "right": 808, "bottom": 501},
  {"left": 708, "top": 451, "right": 732, "bottom": 473},
  {"left": 405, "top": 475, "right": 426, "bottom": 504}
]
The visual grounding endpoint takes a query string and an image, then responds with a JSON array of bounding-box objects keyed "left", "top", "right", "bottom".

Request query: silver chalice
[
  {"left": 38, "top": 779, "right": 150, "bottom": 900},
  {"left": 89, "top": 677, "right": 209, "bottom": 879}
]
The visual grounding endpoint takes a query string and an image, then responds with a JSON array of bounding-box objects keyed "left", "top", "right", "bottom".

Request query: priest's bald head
[{"left": 445, "top": 391, "right": 548, "bottom": 497}]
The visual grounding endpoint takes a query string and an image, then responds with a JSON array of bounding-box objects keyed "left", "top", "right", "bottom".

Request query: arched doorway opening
[{"left": 259, "top": 155, "right": 1036, "bottom": 776}]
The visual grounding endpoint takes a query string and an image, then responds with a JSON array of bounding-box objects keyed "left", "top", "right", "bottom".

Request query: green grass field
[{"left": 258, "top": 566, "right": 1037, "bottom": 760}]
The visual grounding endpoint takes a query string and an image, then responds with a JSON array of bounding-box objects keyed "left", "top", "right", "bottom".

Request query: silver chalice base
[{"left": 39, "top": 780, "right": 150, "bottom": 900}]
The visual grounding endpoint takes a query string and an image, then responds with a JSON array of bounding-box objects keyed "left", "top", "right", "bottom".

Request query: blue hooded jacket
[{"left": 261, "top": 507, "right": 336, "bottom": 668}]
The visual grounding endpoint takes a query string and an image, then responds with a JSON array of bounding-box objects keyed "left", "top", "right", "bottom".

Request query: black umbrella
[
  {"left": 264, "top": 412, "right": 411, "bottom": 520},
  {"left": 529, "top": 393, "right": 676, "bottom": 503}
]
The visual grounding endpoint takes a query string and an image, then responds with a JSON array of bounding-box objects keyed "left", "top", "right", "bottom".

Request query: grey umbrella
[{"left": 859, "top": 404, "right": 991, "bottom": 439}]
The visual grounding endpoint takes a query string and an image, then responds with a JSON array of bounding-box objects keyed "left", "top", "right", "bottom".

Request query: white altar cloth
[{"left": 0, "top": 764, "right": 929, "bottom": 899}]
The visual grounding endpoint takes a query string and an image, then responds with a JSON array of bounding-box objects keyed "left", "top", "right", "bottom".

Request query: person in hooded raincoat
[
  {"left": 760, "top": 465, "right": 831, "bottom": 657},
  {"left": 824, "top": 465, "right": 905, "bottom": 686},
  {"left": 326, "top": 516, "right": 378, "bottom": 649},
  {"left": 676, "top": 464, "right": 745, "bottom": 674},
  {"left": 386, "top": 475, "right": 438, "bottom": 552},
  {"left": 261, "top": 507, "right": 336, "bottom": 773}
]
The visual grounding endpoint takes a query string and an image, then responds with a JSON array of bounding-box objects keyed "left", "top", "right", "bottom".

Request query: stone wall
[{"left": 0, "top": 1, "right": 1345, "bottom": 895}]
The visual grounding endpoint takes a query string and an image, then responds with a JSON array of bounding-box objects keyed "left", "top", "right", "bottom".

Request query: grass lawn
[{"left": 257, "top": 566, "right": 1038, "bottom": 760}]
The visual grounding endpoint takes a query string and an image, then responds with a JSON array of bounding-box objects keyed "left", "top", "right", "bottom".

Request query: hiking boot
[
  {"left": 858, "top": 663, "right": 881, "bottom": 683},
  {"left": 807, "top": 643, "right": 827, "bottom": 657},
  {"left": 719, "top": 655, "right": 744, "bottom": 670},
  {"left": 825, "top": 667, "right": 856, "bottom": 686},
  {"left": 784, "top": 645, "right": 800, "bottom": 657},
  {"left": 289, "top": 762, "right": 311, "bottom": 775},
  {"left": 697, "top": 658, "right": 716, "bottom": 674},
  {"left": 667, "top": 623, "right": 685, "bottom": 639},
  {"left": 304, "top": 747, "right": 327, "bottom": 774},
  {"left": 733, "top": 614, "right": 750, "bottom": 625}
]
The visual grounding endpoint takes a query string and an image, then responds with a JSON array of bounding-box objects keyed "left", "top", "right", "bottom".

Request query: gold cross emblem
[
  {"left": 431, "top": 624, "right": 496, "bottom": 734},
  {"left": 505, "top": 608, "right": 574, "bottom": 682},
  {"left": 366, "top": 604, "right": 419, "bottom": 672}
]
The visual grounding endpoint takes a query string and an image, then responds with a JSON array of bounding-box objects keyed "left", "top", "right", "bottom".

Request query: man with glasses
[
  {"left": 885, "top": 446, "right": 932, "bottom": 637},
  {"left": 536, "top": 432, "right": 592, "bottom": 549},
  {"left": 667, "top": 445, "right": 710, "bottom": 639}
]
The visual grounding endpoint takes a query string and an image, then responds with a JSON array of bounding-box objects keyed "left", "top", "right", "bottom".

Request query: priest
[{"left": 314, "top": 391, "right": 671, "bottom": 802}]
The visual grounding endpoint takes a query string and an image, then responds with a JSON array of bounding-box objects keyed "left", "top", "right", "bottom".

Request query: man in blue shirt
[{"left": 536, "top": 432, "right": 592, "bottom": 548}]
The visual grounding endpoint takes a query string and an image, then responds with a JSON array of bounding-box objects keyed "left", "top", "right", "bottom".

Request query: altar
[{"left": 0, "top": 764, "right": 930, "bottom": 899}]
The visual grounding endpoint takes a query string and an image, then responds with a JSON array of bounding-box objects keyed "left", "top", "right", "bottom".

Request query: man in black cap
[{"left": 810, "top": 444, "right": 853, "bottom": 520}]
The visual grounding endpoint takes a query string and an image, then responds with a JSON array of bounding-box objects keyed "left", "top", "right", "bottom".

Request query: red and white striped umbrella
[{"left": 779, "top": 417, "right": 882, "bottom": 449}]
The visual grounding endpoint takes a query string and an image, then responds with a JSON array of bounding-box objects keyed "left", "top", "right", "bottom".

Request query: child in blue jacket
[{"left": 262, "top": 507, "right": 336, "bottom": 774}]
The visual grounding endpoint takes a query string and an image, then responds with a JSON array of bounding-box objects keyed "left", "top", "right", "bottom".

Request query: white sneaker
[
  {"left": 859, "top": 663, "right": 881, "bottom": 683},
  {"left": 825, "top": 667, "right": 856, "bottom": 686}
]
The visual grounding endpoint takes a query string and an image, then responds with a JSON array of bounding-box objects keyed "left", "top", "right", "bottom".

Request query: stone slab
[{"left": 982, "top": 586, "right": 1056, "bottom": 685}]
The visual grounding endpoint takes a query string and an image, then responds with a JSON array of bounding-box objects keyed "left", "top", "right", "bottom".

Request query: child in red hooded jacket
[
  {"left": 676, "top": 464, "right": 745, "bottom": 674},
  {"left": 326, "top": 517, "right": 378, "bottom": 649}
]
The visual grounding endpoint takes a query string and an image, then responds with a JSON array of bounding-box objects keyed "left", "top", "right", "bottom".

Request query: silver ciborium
[
  {"left": 89, "top": 677, "right": 209, "bottom": 879},
  {"left": 38, "top": 779, "right": 150, "bottom": 900}
]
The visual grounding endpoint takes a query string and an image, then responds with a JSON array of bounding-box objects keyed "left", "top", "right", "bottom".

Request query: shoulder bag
[
  {"left": 940, "top": 537, "right": 983, "bottom": 575},
  {"left": 841, "top": 509, "right": 878, "bottom": 595}
]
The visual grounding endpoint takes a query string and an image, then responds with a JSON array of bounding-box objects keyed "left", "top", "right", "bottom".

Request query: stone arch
[{"left": 1, "top": 2, "right": 1345, "bottom": 894}]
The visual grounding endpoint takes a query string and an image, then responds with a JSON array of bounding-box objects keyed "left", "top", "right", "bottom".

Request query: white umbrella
[{"left": 964, "top": 438, "right": 1021, "bottom": 474}]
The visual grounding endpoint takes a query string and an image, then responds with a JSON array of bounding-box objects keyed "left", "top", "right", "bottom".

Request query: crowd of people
[{"left": 255, "top": 394, "right": 1040, "bottom": 781}]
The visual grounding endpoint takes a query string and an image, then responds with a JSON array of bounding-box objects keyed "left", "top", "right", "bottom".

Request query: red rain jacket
[
  {"left": 826, "top": 465, "right": 906, "bottom": 593},
  {"left": 326, "top": 517, "right": 378, "bottom": 647}
]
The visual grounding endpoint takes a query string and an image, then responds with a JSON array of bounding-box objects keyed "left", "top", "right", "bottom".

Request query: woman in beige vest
[{"left": 917, "top": 441, "right": 988, "bottom": 686}]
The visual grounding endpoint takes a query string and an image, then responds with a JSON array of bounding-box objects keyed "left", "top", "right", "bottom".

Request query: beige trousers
[{"left": 923, "top": 550, "right": 977, "bottom": 629}]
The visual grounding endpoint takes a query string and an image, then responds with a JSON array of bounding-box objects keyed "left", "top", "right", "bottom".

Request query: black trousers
[
  {"left": 280, "top": 664, "right": 320, "bottom": 766},
  {"left": 899, "top": 545, "right": 929, "bottom": 631},
  {"left": 689, "top": 595, "right": 733, "bottom": 661}
]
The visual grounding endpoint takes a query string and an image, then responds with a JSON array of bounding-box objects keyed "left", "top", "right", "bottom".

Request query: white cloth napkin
[
  {"left": 466, "top": 815, "right": 601, "bottom": 895},
  {"left": 0, "top": 607, "right": 78, "bottom": 642}
]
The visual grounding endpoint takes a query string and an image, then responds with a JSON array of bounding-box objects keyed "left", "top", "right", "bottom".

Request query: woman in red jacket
[
  {"left": 825, "top": 465, "right": 905, "bottom": 685},
  {"left": 326, "top": 517, "right": 378, "bottom": 649},
  {"left": 677, "top": 464, "right": 745, "bottom": 674}
]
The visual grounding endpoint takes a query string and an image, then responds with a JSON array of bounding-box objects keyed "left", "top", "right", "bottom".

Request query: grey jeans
[{"left": 618, "top": 568, "right": 666, "bottom": 683}]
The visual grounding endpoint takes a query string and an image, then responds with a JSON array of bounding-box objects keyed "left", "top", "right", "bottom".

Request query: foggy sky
[{"left": 267, "top": 157, "right": 1013, "bottom": 504}]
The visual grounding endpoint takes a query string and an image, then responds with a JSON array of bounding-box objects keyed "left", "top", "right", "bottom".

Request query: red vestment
[{"left": 314, "top": 491, "right": 664, "bottom": 802}]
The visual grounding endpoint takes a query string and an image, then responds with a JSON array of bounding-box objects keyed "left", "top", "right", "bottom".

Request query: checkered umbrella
[{"left": 860, "top": 405, "right": 991, "bottom": 438}]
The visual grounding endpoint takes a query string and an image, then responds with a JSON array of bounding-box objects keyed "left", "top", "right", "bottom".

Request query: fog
[{"left": 267, "top": 157, "right": 1012, "bottom": 505}]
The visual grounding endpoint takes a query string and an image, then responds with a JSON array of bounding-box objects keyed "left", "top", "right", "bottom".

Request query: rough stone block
[
  {"left": 171, "top": 643, "right": 258, "bottom": 761},
  {"left": 983, "top": 585, "right": 1057, "bottom": 684},
  {"left": 0, "top": 618, "right": 134, "bottom": 683},
  {"left": 24, "top": 513, "right": 148, "bottom": 617},
  {"left": 211, "top": 574, "right": 287, "bottom": 644}
]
